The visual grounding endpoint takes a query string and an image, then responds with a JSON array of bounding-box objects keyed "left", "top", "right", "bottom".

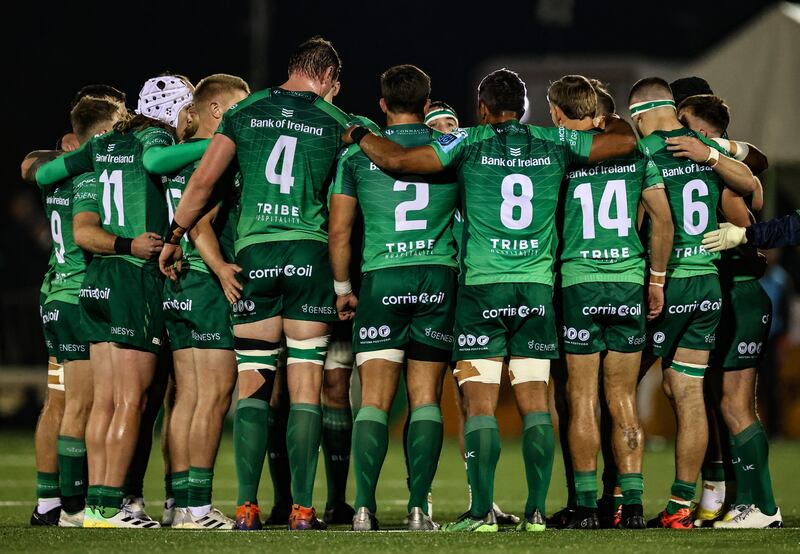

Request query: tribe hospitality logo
[
  {"left": 280, "top": 108, "right": 294, "bottom": 118},
  {"left": 359, "top": 325, "right": 391, "bottom": 340}
]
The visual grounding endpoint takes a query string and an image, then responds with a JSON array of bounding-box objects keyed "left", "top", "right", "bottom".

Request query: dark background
[{"left": 0, "top": 0, "right": 780, "bottom": 359}]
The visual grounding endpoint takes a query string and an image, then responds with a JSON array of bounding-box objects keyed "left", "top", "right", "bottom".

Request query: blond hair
[{"left": 547, "top": 75, "right": 598, "bottom": 120}]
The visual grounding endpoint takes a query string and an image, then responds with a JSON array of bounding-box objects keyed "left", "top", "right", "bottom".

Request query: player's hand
[
  {"left": 132, "top": 232, "right": 164, "bottom": 260},
  {"left": 665, "top": 136, "right": 713, "bottom": 164},
  {"left": 592, "top": 114, "right": 607, "bottom": 130},
  {"left": 60, "top": 133, "right": 79, "bottom": 152},
  {"left": 647, "top": 282, "right": 664, "bottom": 320},
  {"left": 158, "top": 242, "right": 183, "bottom": 281},
  {"left": 336, "top": 293, "right": 358, "bottom": 320},
  {"left": 701, "top": 222, "right": 747, "bottom": 252},
  {"left": 215, "top": 263, "right": 244, "bottom": 303},
  {"left": 341, "top": 125, "right": 358, "bottom": 145}
]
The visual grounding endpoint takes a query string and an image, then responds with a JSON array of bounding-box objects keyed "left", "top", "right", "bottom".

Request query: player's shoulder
[
  {"left": 637, "top": 134, "right": 664, "bottom": 157},
  {"left": 433, "top": 126, "right": 475, "bottom": 154},
  {"left": 349, "top": 114, "right": 381, "bottom": 133},
  {"left": 338, "top": 142, "right": 364, "bottom": 165},
  {"left": 311, "top": 97, "right": 351, "bottom": 128},
  {"left": 225, "top": 88, "right": 272, "bottom": 118}
]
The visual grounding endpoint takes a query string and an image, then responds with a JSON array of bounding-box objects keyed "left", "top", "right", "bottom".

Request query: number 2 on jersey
[
  {"left": 265, "top": 135, "right": 297, "bottom": 194},
  {"left": 573, "top": 179, "right": 632, "bottom": 239},
  {"left": 99, "top": 169, "right": 124, "bottom": 226},
  {"left": 394, "top": 181, "right": 429, "bottom": 231}
]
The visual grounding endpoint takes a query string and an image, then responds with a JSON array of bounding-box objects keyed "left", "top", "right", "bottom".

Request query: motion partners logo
[
  {"left": 737, "top": 341, "right": 763, "bottom": 356},
  {"left": 359, "top": 325, "right": 391, "bottom": 342},
  {"left": 231, "top": 298, "right": 256, "bottom": 314},
  {"left": 457, "top": 333, "right": 490, "bottom": 350},
  {"left": 563, "top": 326, "right": 590, "bottom": 342}
]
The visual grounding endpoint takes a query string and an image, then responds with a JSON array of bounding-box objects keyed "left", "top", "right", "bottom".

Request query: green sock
[
  {"left": 465, "top": 415, "right": 500, "bottom": 519},
  {"left": 619, "top": 473, "right": 644, "bottom": 506},
  {"left": 574, "top": 471, "right": 598, "bottom": 509},
  {"left": 57, "top": 436, "right": 86, "bottom": 498},
  {"left": 352, "top": 407, "right": 389, "bottom": 514},
  {"left": 322, "top": 406, "right": 353, "bottom": 507},
  {"left": 36, "top": 471, "right": 60, "bottom": 501},
  {"left": 172, "top": 470, "right": 189, "bottom": 508},
  {"left": 287, "top": 403, "right": 323, "bottom": 508},
  {"left": 701, "top": 459, "right": 726, "bottom": 482},
  {"left": 99, "top": 485, "right": 124, "bottom": 518},
  {"left": 730, "top": 438, "right": 752, "bottom": 505},
  {"left": 87, "top": 485, "right": 102, "bottom": 507},
  {"left": 666, "top": 479, "right": 695, "bottom": 514},
  {"left": 165, "top": 473, "right": 174, "bottom": 501},
  {"left": 522, "top": 412, "right": 555, "bottom": 516},
  {"left": 188, "top": 467, "right": 213, "bottom": 508},
  {"left": 267, "top": 405, "right": 292, "bottom": 507},
  {"left": 733, "top": 422, "right": 777, "bottom": 515},
  {"left": 233, "top": 398, "right": 269, "bottom": 506},
  {"left": 406, "top": 404, "right": 443, "bottom": 515}
]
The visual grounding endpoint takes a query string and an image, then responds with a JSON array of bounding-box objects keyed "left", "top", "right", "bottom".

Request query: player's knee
[
  {"left": 235, "top": 337, "right": 282, "bottom": 401},
  {"left": 286, "top": 335, "right": 330, "bottom": 367},
  {"left": 355, "top": 348, "right": 404, "bottom": 366},
  {"left": 453, "top": 359, "right": 502, "bottom": 386},
  {"left": 508, "top": 358, "right": 550, "bottom": 386}
]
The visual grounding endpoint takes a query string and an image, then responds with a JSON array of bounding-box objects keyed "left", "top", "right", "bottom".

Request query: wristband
[
  {"left": 649, "top": 281, "right": 665, "bottom": 288},
  {"left": 334, "top": 279, "right": 352, "bottom": 296},
  {"left": 114, "top": 236, "right": 133, "bottom": 255},
  {"left": 733, "top": 141, "right": 749, "bottom": 161},
  {"left": 350, "top": 126, "right": 371, "bottom": 145},
  {"left": 166, "top": 219, "right": 187, "bottom": 245},
  {"left": 705, "top": 146, "right": 720, "bottom": 167},
  {"left": 711, "top": 137, "right": 731, "bottom": 152}
]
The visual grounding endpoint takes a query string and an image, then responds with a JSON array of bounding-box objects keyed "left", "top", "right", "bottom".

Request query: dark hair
[
  {"left": 429, "top": 100, "right": 458, "bottom": 118},
  {"left": 70, "top": 97, "right": 120, "bottom": 141},
  {"left": 287, "top": 36, "right": 341, "bottom": 81},
  {"left": 379, "top": 65, "right": 431, "bottom": 117},
  {"left": 547, "top": 75, "right": 597, "bottom": 120},
  {"left": 589, "top": 79, "right": 616, "bottom": 116},
  {"left": 670, "top": 76, "right": 714, "bottom": 107},
  {"left": 678, "top": 94, "right": 730, "bottom": 134},
  {"left": 478, "top": 69, "right": 526, "bottom": 117},
  {"left": 628, "top": 77, "right": 672, "bottom": 105},
  {"left": 194, "top": 74, "right": 251, "bottom": 106},
  {"left": 70, "top": 84, "right": 126, "bottom": 110}
]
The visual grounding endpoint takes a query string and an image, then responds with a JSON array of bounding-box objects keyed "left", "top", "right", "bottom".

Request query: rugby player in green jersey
[
  {"left": 676, "top": 95, "right": 782, "bottom": 529},
  {"left": 625, "top": 77, "right": 756, "bottom": 529},
  {"left": 342, "top": 68, "right": 638, "bottom": 532},
  {"left": 330, "top": 65, "right": 457, "bottom": 531},
  {"left": 161, "top": 74, "right": 250, "bottom": 530},
  {"left": 549, "top": 77, "right": 674, "bottom": 529},
  {"left": 159, "top": 37, "right": 358, "bottom": 530},
  {"left": 34, "top": 76, "right": 206, "bottom": 528},
  {"left": 22, "top": 96, "right": 123, "bottom": 527}
]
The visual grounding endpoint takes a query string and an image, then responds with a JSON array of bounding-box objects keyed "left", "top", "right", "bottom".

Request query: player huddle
[{"left": 21, "top": 36, "right": 781, "bottom": 532}]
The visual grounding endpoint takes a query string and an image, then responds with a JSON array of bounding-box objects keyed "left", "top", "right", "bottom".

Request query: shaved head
[{"left": 628, "top": 77, "right": 673, "bottom": 106}]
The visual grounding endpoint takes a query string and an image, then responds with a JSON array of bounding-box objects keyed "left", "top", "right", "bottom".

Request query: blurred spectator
[{"left": 759, "top": 248, "right": 794, "bottom": 437}]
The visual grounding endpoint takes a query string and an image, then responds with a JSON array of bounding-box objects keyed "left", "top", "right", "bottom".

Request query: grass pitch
[{"left": 1, "top": 431, "right": 799, "bottom": 552}]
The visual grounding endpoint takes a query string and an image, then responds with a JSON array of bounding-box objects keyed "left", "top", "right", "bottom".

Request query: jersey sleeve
[
  {"left": 430, "top": 128, "right": 469, "bottom": 169},
  {"left": 641, "top": 151, "right": 664, "bottom": 190},
  {"left": 142, "top": 139, "right": 209, "bottom": 175},
  {"left": 72, "top": 173, "right": 100, "bottom": 215},
  {"left": 558, "top": 127, "right": 593, "bottom": 165},
  {"left": 36, "top": 142, "right": 94, "bottom": 186},
  {"left": 330, "top": 146, "right": 359, "bottom": 198}
]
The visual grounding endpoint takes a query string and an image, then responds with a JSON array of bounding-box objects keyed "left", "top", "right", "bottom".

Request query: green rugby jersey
[
  {"left": 216, "top": 87, "right": 352, "bottom": 252},
  {"left": 560, "top": 138, "right": 663, "bottom": 287},
  {"left": 332, "top": 123, "right": 458, "bottom": 272},
  {"left": 163, "top": 149, "right": 241, "bottom": 273},
  {"left": 639, "top": 128, "right": 728, "bottom": 279},
  {"left": 41, "top": 173, "right": 95, "bottom": 304},
  {"left": 66, "top": 127, "right": 174, "bottom": 267},
  {"left": 431, "top": 121, "right": 592, "bottom": 286}
]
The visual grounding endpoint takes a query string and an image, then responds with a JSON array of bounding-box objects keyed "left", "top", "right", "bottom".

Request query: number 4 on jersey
[{"left": 265, "top": 135, "right": 297, "bottom": 194}]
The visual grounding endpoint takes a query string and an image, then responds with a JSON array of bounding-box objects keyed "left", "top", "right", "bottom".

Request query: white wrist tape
[
  {"left": 333, "top": 279, "right": 352, "bottom": 296},
  {"left": 733, "top": 141, "right": 749, "bottom": 161},
  {"left": 650, "top": 269, "right": 667, "bottom": 277},
  {"left": 705, "top": 147, "right": 720, "bottom": 166}
]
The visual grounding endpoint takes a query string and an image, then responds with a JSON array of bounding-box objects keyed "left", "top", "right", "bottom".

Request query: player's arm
[
  {"left": 342, "top": 125, "right": 443, "bottom": 174},
  {"left": 142, "top": 139, "right": 210, "bottom": 175},
  {"left": 34, "top": 142, "right": 94, "bottom": 186},
  {"left": 73, "top": 212, "right": 163, "bottom": 259},
  {"left": 712, "top": 138, "right": 769, "bottom": 176},
  {"left": 21, "top": 150, "right": 61, "bottom": 184},
  {"left": 751, "top": 175, "right": 764, "bottom": 211},
  {"left": 160, "top": 134, "right": 236, "bottom": 276},
  {"left": 190, "top": 205, "right": 243, "bottom": 303},
  {"left": 329, "top": 192, "right": 359, "bottom": 320},
  {"left": 721, "top": 188, "right": 754, "bottom": 228},
  {"left": 586, "top": 115, "right": 638, "bottom": 163},
  {"left": 665, "top": 136, "right": 756, "bottom": 195},
  {"left": 641, "top": 185, "right": 673, "bottom": 320}
]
